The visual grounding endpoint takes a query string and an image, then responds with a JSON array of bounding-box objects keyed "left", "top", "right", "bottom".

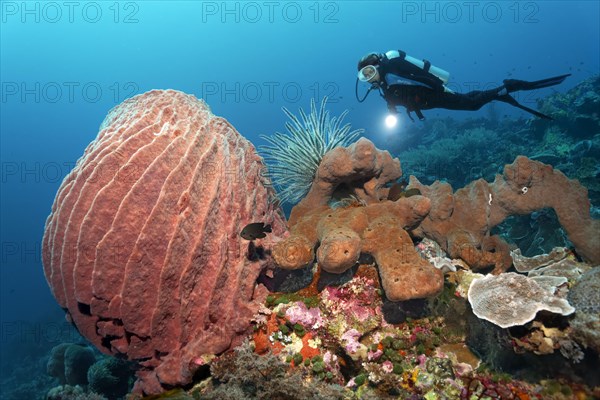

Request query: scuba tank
[{"left": 385, "top": 50, "right": 450, "bottom": 84}]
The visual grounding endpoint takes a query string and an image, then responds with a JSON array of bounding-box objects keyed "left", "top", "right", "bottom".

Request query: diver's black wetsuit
[
  {"left": 367, "top": 51, "right": 570, "bottom": 121},
  {"left": 384, "top": 84, "right": 505, "bottom": 120}
]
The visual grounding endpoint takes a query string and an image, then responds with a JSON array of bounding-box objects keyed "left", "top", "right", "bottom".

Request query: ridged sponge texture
[{"left": 41, "top": 90, "right": 286, "bottom": 393}]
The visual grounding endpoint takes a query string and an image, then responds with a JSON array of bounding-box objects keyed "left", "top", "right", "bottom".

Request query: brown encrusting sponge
[
  {"left": 274, "top": 139, "right": 599, "bottom": 300},
  {"left": 273, "top": 138, "right": 444, "bottom": 301},
  {"left": 412, "top": 155, "right": 600, "bottom": 273}
]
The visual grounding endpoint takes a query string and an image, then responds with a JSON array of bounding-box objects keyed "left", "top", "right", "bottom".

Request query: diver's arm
[
  {"left": 382, "top": 86, "right": 425, "bottom": 122},
  {"left": 382, "top": 89, "right": 411, "bottom": 122},
  {"left": 387, "top": 100, "right": 424, "bottom": 122}
]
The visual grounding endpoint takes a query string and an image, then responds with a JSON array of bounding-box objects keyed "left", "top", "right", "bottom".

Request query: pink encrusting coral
[
  {"left": 285, "top": 301, "right": 323, "bottom": 329},
  {"left": 41, "top": 90, "right": 286, "bottom": 394}
]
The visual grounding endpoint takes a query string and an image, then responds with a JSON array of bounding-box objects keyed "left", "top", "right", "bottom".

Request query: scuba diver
[{"left": 356, "top": 50, "right": 570, "bottom": 122}]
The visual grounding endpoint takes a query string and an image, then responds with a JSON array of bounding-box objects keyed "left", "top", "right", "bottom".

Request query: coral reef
[
  {"left": 568, "top": 267, "right": 600, "bottom": 353},
  {"left": 55, "top": 249, "right": 597, "bottom": 399},
  {"left": 2, "top": 353, "right": 55, "bottom": 400},
  {"left": 250, "top": 269, "right": 597, "bottom": 399},
  {"left": 273, "top": 138, "right": 444, "bottom": 301},
  {"left": 463, "top": 246, "right": 589, "bottom": 331},
  {"left": 391, "top": 78, "right": 600, "bottom": 256},
  {"left": 411, "top": 156, "right": 600, "bottom": 272},
  {"left": 275, "top": 139, "right": 598, "bottom": 300},
  {"left": 400, "top": 125, "right": 526, "bottom": 188},
  {"left": 511, "top": 247, "right": 588, "bottom": 282},
  {"left": 511, "top": 246, "right": 571, "bottom": 273},
  {"left": 274, "top": 199, "right": 443, "bottom": 302},
  {"left": 35, "top": 78, "right": 600, "bottom": 399},
  {"left": 46, "top": 385, "right": 108, "bottom": 400},
  {"left": 452, "top": 250, "right": 598, "bottom": 387},
  {"left": 87, "top": 357, "right": 131, "bottom": 399},
  {"left": 465, "top": 303, "right": 600, "bottom": 392},
  {"left": 395, "top": 78, "right": 600, "bottom": 195},
  {"left": 533, "top": 75, "right": 600, "bottom": 140},
  {"left": 47, "top": 343, "right": 96, "bottom": 386},
  {"left": 199, "top": 340, "right": 347, "bottom": 399},
  {"left": 0, "top": 311, "right": 83, "bottom": 400},
  {"left": 497, "top": 209, "right": 572, "bottom": 257},
  {"left": 465, "top": 248, "right": 590, "bottom": 361},
  {"left": 394, "top": 118, "right": 532, "bottom": 185},
  {"left": 41, "top": 90, "right": 286, "bottom": 393}
]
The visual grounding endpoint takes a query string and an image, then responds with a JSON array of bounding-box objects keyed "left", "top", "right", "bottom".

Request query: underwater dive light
[
  {"left": 385, "top": 114, "right": 398, "bottom": 128},
  {"left": 385, "top": 104, "right": 399, "bottom": 128}
]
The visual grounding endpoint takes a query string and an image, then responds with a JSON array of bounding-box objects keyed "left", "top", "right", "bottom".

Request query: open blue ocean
[{"left": 1, "top": 2, "right": 599, "bottom": 399}]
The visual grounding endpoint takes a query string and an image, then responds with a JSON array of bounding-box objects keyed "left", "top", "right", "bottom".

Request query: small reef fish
[
  {"left": 240, "top": 222, "right": 272, "bottom": 240},
  {"left": 387, "top": 180, "right": 421, "bottom": 201},
  {"left": 387, "top": 180, "right": 408, "bottom": 201}
]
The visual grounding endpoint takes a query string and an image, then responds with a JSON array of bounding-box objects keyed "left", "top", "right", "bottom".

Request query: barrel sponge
[
  {"left": 467, "top": 272, "right": 575, "bottom": 328},
  {"left": 41, "top": 90, "right": 287, "bottom": 394}
]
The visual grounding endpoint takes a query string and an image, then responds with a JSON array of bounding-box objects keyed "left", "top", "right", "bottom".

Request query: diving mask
[{"left": 358, "top": 65, "right": 380, "bottom": 84}]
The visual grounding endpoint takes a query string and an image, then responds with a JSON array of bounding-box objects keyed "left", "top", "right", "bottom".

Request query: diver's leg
[
  {"left": 455, "top": 89, "right": 554, "bottom": 119},
  {"left": 419, "top": 81, "right": 560, "bottom": 118},
  {"left": 427, "top": 89, "right": 501, "bottom": 111}
]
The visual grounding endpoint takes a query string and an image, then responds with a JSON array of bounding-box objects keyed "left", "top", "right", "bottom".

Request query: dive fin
[
  {"left": 503, "top": 74, "right": 571, "bottom": 92},
  {"left": 498, "top": 94, "right": 553, "bottom": 120}
]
